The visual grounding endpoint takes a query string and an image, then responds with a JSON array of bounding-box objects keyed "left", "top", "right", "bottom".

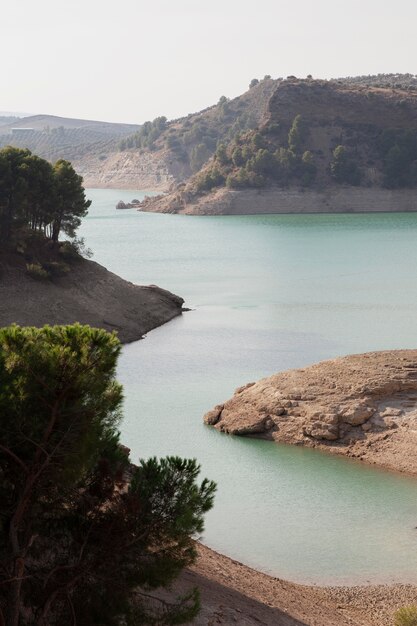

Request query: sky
[{"left": 2, "top": 0, "right": 416, "bottom": 124}]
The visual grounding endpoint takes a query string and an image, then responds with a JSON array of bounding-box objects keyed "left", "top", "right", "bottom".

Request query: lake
[{"left": 79, "top": 188, "right": 417, "bottom": 585}]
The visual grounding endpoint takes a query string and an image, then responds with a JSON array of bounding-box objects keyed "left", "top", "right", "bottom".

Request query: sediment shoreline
[
  {"left": 139, "top": 186, "right": 417, "bottom": 216},
  {"left": 0, "top": 257, "right": 184, "bottom": 343},
  {"left": 170, "top": 543, "right": 417, "bottom": 626}
]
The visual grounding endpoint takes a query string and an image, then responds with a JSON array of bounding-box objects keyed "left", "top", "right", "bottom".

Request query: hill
[
  {"left": 138, "top": 78, "right": 417, "bottom": 214},
  {"left": 0, "top": 114, "right": 140, "bottom": 173},
  {"left": 5, "top": 74, "right": 417, "bottom": 194},
  {"left": 73, "top": 77, "right": 279, "bottom": 189}
]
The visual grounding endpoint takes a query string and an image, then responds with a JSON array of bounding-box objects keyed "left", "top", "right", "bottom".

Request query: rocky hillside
[
  {"left": 0, "top": 251, "right": 183, "bottom": 343},
  {"left": 76, "top": 78, "right": 279, "bottom": 189},
  {"left": 139, "top": 78, "right": 417, "bottom": 213},
  {"left": 204, "top": 350, "right": 417, "bottom": 474}
]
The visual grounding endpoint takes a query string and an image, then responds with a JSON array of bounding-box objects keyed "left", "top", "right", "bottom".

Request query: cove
[{"left": 79, "top": 188, "right": 417, "bottom": 585}]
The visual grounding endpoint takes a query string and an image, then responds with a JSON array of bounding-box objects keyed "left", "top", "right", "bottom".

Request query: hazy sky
[{"left": 2, "top": 0, "right": 416, "bottom": 124}]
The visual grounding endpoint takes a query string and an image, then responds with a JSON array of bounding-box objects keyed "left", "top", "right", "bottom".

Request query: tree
[
  {"left": 190, "top": 143, "right": 211, "bottom": 173},
  {"left": 330, "top": 145, "right": 362, "bottom": 185},
  {"left": 249, "top": 78, "right": 259, "bottom": 89},
  {"left": 0, "top": 146, "right": 32, "bottom": 243},
  {"left": 300, "top": 150, "right": 317, "bottom": 186},
  {"left": 0, "top": 324, "right": 216, "bottom": 625},
  {"left": 214, "top": 143, "right": 229, "bottom": 166},
  {"left": 51, "top": 160, "right": 91, "bottom": 241},
  {"left": 0, "top": 147, "right": 90, "bottom": 245},
  {"left": 288, "top": 115, "right": 308, "bottom": 154}
]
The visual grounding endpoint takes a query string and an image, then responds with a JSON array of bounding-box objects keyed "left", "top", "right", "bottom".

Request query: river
[{"left": 79, "top": 188, "right": 417, "bottom": 585}]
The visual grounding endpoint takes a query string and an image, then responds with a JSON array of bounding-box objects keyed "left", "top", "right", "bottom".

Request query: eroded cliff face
[
  {"left": 266, "top": 79, "right": 417, "bottom": 129},
  {"left": 204, "top": 350, "right": 417, "bottom": 474},
  {"left": 74, "top": 149, "right": 187, "bottom": 192}
]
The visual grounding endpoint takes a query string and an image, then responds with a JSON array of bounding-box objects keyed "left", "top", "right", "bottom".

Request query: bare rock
[
  {"left": 203, "top": 350, "right": 417, "bottom": 474},
  {"left": 204, "top": 405, "right": 224, "bottom": 426}
]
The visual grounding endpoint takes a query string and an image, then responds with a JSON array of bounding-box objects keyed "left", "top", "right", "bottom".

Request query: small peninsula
[
  {"left": 204, "top": 350, "right": 417, "bottom": 474},
  {"left": 0, "top": 253, "right": 183, "bottom": 343},
  {"left": 0, "top": 146, "right": 183, "bottom": 342}
]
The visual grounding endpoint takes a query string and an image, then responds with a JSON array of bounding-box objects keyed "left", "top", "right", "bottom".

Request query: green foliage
[
  {"left": 214, "top": 143, "right": 229, "bottom": 165},
  {"left": 52, "top": 159, "right": 91, "bottom": 241},
  {"left": 394, "top": 606, "right": 417, "bottom": 626},
  {"left": 195, "top": 114, "right": 317, "bottom": 193},
  {"left": 59, "top": 236, "right": 93, "bottom": 260},
  {"left": 377, "top": 129, "right": 417, "bottom": 188},
  {"left": 25, "top": 262, "right": 50, "bottom": 280},
  {"left": 195, "top": 167, "right": 225, "bottom": 192},
  {"left": 300, "top": 150, "right": 317, "bottom": 186},
  {"left": 330, "top": 145, "right": 362, "bottom": 185},
  {"left": 249, "top": 78, "right": 259, "bottom": 89},
  {"left": 190, "top": 143, "right": 211, "bottom": 172},
  {"left": 0, "top": 146, "right": 90, "bottom": 245},
  {"left": 42, "top": 260, "right": 71, "bottom": 277},
  {"left": 288, "top": 115, "right": 308, "bottom": 153},
  {"left": 120, "top": 116, "right": 168, "bottom": 151},
  {"left": 0, "top": 324, "right": 215, "bottom": 625}
]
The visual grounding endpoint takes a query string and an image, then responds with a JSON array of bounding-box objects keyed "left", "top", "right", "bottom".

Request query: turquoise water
[{"left": 79, "top": 188, "right": 417, "bottom": 585}]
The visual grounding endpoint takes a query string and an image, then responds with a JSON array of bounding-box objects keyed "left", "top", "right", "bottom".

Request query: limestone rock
[{"left": 203, "top": 350, "right": 417, "bottom": 474}]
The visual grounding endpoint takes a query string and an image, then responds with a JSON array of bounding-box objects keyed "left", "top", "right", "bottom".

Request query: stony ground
[
  {"left": 204, "top": 350, "right": 417, "bottom": 474},
  {"left": 167, "top": 544, "right": 417, "bottom": 626}
]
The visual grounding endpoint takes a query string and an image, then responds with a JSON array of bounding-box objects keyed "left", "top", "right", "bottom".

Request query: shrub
[
  {"left": 42, "top": 261, "right": 71, "bottom": 277},
  {"left": 394, "top": 606, "right": 417, "bottom": 626},
  {"left": 26, "top": 262, "right": 49, "bottom": 280},
  {"left": 330, "top": 145, "right": 362, "bottom": 185}
]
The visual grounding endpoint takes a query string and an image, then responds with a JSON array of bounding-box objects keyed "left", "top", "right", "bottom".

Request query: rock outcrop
[
  {"left": 204, "top": 351, "right": 417, "bottom": 474},
  {"left": 0, "top": 257, "right": 184, "bottom": 343}
]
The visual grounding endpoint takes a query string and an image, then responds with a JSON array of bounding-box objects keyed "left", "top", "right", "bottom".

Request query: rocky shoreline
[
  {"left": 167, "top": 543, "right": 417, "bottom": 626},
  {"left": 204, "top": 350, "right": 417, "bottom": 475},
  {"left": 0, "top": 257, "right": 184, "bottom": 343},
  {"left": 138, "top": 186, "right": 417, "bottom": 215}
]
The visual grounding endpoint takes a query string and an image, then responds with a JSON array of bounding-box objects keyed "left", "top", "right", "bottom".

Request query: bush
[
  {"left": 394, "top": 606, "right": 417, "bottom": 626},
  {"left": 42, "top": 261, "right": 71, "bottom": 277},
  {"left": 59, "top": 237, "right": 92, "bottom": 260},
  {"left": 330, "top": 145, "right": 362, "bottom": 185},
  {"left": 26, "top": 262, "right": 49, "bottom": 280}
]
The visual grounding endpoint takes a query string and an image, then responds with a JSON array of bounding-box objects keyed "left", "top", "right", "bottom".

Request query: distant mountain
[
  {"left": 0, "top": 114, "right": 140, "bottom": 166},
  {"left": 0, "top": 116, "right": 21, "bottom": 127}
]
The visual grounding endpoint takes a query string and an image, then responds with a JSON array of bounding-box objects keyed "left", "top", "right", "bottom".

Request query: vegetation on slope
[
  {"left": 118, "top": 77, "right": 277, "bottom": 175},
  {"left": 170, "top": 79, "right": 417, "bottom": 199},
  {"left": 0, "top": 146, "right": 91, "bottom": 278}
]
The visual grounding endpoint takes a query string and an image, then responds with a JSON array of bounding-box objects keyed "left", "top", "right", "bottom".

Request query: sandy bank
[
  {"left": 0, "top": 257, "right": 183, "bottom": 343},
  {"left": 204, "top": 350, "right": 417, "bottom": 475},
  {"left": 164, "top": 544, "right": 417, "bottom": 626},
  {"left": 139, "top": 186, "right": 417, "bottom": 215}
]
